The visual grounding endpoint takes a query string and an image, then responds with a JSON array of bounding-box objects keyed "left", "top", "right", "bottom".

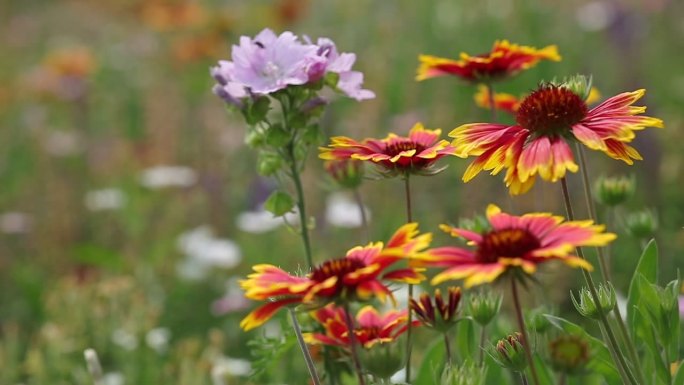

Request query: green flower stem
[
  {"left": 519, "top": 372, "right": 529, "bottom": 385},
  {"left": 343, "top": 303, "right": 367, "bottom": 385},
  {"left": 287, "top": 142, "right": 314, "bottom": 269},
  {"left": 575, "top": 145, "right": 645, "bottom": 384},
  {"left": 510, "top": 277, "right": 541, "bottom": 385},
  {"left": 560, "top": 178, "right": 637, "bottom": 385},
  {"left": 486, "top": 83, "right": 498, "bottom": 121},
  {"left": 289, "top": 309, "right": 322, "bottom": 385},
  {"left": 353, "top": 187, "right": 369, "bottom": 242},
  {"left": 444, "top": 333, "right": 453, "bottom": 365},
  {"left": 404, "top": 175, "right": 415, "bottom": 384},
  {"left": 478, "top": 325, "right": 487, "bottom": 367},
  {"left": 599, "top": 322, "right": 634, "bottom": 385}
]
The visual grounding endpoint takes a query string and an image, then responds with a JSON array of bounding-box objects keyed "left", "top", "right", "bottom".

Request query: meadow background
[{"left": 1, "top": 0, "right": 683, "bottom": 384}]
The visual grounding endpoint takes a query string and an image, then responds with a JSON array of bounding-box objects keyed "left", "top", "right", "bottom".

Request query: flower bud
[
  {"left": 492, "top": 333, "right": 528, "bottom": 372},
  {"left": 551, "top": 74, "right": 593, "bottom": 101},
  {"left": 467, "top": 290, "right": 502, "bottom": 326},
  {"left": 594, "top": 175, "right": 635, "bottom": 207},
  {"left": 441, "top": 361, "right": 487, "bottom": 385},
  {"left": 571, "top": 283, "right": 616, "bottom": 320},
  {"left": 548, "top": 334, "right": 590, "bottom": 375},
  {"left": 360, "top": 343, "right": 404, "bottom": 381},
  {"left": 410, "top": 287, "right": 462, "bottom": 333},
  {"left": 525, "top": 306, "right": 552, "bottom": 334},
  {"left": 324, "top": 159, "right": 365, "bottom": 189},
  {"left": 624, "top": 208, "right": 658, "bottom": 239}
]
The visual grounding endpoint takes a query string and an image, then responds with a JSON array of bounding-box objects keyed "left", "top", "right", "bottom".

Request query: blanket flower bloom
[
  {"left": 451, "top": 84, "right": 664, "bottom": 194},
  {"left": 319, "top": 123, "right": 457, "bottom": 176},
  {"left": 304, "top": 304, "right": 417, "bottom": 349},
  {"left": 211, "top": 28, "right": 374, "bottom": 105},
  {"left": 415, "top": 204, "right": 615, "bottom": 288},
  {"left": 416, "top": 40, "right": 560, "bottom": 82},
  {"left": 410, "top": 286, "right": 462, "bottom": 332},
  {"left": 239, "top": 223, "right": 430, "bottom": 330}
]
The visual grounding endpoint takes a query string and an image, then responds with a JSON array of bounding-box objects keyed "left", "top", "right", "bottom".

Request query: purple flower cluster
[{"left": 211, "top": 29, "right": 374, "bottom": 107}]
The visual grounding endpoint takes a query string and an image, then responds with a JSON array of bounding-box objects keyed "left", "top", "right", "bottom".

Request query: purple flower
[
  {"left": 211, "top": 29, "right": 375, "bottom": 104},
  {"left": 230, "top": 29, "right": 317, "bottom": 95}
]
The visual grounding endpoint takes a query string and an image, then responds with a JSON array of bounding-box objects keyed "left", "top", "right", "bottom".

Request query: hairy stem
[
  {"left": 404, "top": 176, "right": 414, "bottom": 383},
  {"left": 444, "top": 333, "right": 453, "bottom": 365},
  {"left": 560, "top": 178, "right": 637, "bottom": 385},
  {"left": 479, "top": 325, "right": 487, "bottom": 367},
  {"left": 287, "top": 143, "right": 314, "bottom": 269},
  {"left": 289, "top": 309, "right": 322, "bottom": 385},
  {"left": 343, "top": 304, "right": 367, "bottom": 385},
  {"left": 486, "top": 83, "right": 498, "bottom": 121},
  {"left": 510, "top": 277, "right": 541, "bottom": 385}
]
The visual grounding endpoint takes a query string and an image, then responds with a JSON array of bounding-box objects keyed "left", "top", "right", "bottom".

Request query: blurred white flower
[
  {"left": 211, "top": 277, "right": 250, "bottom": 316},
  {"left": 102, "top": 372, "right": 125, "bottom": 385},
  {"left": 0, "top": 212, "right": 32, "bottom": 234},
  {"left": 85, "top": 188, "right": 126, "bottom": 211},
  {"left": 576, "top": 1, "right": 615, "bottom": 31},
  {"left": 140, "top": 165, "right": 197, "bottom": 189},
  {"left": 235, "top": 207, "right": 299, "bottom": 233},
  {"left": 390, "top": 368, "right": 406, "bottom": 384},
  {"left": 145, "top": 327, "right": 171, "bottom": 354},
  {"left": 212, "top": 357, "right": 252, "bottom": 385},
  {"left": 176, "top": 226, "right": 242, "bottom": 281},
  {"left": 325, "top": 192, "right": 370, "bottom": 228},
  {"left": 111, "top": 329, "right": 138, "bottom": 351},
  {"left": 42, "top": 130, "right": 82, "bottom": 157}
]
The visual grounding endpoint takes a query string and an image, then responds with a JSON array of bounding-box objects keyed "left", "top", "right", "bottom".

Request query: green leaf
[
  {"left": 454, "top": 318, "right": 476, "bottom": 361},
  {"left": 264, "top": 191, "right": 295, "bottom": 217},
  {"left": 635, "top": 306, "right": 670, "bottom": 385},
  {"left": 246, "top": 96, "right": 271, "bottom": 125},
  {"left": 532, "top": 353, "right": 555, "bottom": 385},
  {"left": 264, "top": 123, "right": 290, "bottom": 147},
  {"left": 627, "top": 239, "right": 658, "bottom": 337},
  {"left": 673, "top": 361, "right": 684, "bottom": 385},
  {"left": 414, "top": 336, "right": 446, "bottom": 385}
]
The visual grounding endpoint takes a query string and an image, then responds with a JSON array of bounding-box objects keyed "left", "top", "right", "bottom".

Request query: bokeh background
[{"left": 1, "top": 0, "right": 683, "bottom": 384}]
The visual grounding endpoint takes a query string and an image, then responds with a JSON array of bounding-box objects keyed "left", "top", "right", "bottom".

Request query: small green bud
[
  {"left": 491, "top": 333, "right": 528, "bottom": 372},
  {"left": 571, "top": 283, "right": 616, "bottom": 320},
  {"left": 548, "top": 334, "right": 590, "bottom": 375},
  {"left": 594, "top": 175, "right": 635, "bottom": 206},
  {"left": 245, "top": 129, "right": 266, "bottom": 148},
  {"left": 324, "top": 159, "right": 365, "bottom": 189},
  {"left": 525, "top": 306, "right": 552, "bottom": 334},
  {"left": 360, "top": 343, "right": 404, "bottom": 381},
  {"left": 467, "top": 290, "right": 502, "bottom": 326},
  {"left": 624, "top": 208, "right": 658, "bottom": 239},
  {"left": 257, "top": 152, "right": 282, "bottom": 176},
  {"left": 441, "top": 361, "right": 487, "bottom": 385},
  {"left": 550, "top": 74, "right": 593, "bottom": 101}
]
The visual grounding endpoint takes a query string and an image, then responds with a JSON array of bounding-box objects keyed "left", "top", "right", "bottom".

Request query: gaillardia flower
[
  {"left": 451, "top": 85, "right": 664, "bottom": 194},
  {"left": 410, "top": 286, "right": 462, "bottom": 332},
  {"left": 417, "top": 40, "right": 560, "bottom": 82},
  {"left": 239, "top": 223, "right": 430, "bottom": 330},
  {"left": 319, "top": 123, "right": 457, "bottom": 176},
  {"left": 416, "top": 204, "right": 615, "bottom": 288},
  {"left": 304, "top": 304, "right": 417, "bottom": 349}
]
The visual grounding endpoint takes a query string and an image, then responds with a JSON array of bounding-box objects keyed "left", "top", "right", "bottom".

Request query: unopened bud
[
  {"left": 324, "top": 159, "right": 365, "bottom": 189},
  {"left": 361, "top": 342, "right": 404, "bottom": 381},
  {"left": 548, "top": 334, "right": 590, "bottom": 375},
  {"left": 492, "top": 333, "right": 528, "bottom": 372},
  {"left": 441, "top": 361, "right": 488, "bottom": 385},
  {"left": 624, "top": 208, "right": 658, "bottom": 239},
  {"left": 571, "top": 283, "right": 616, "bottom": 320},
  {"left": 594, "top": 175, "right": 635, "bottom": 207},
  {"left": 467, "top": 290, "right": 502, "bottom": 326}
]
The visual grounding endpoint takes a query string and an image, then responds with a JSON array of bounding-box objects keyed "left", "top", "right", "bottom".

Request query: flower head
[
  {"left": 548, "top": 334, "right": 591, "bottom": 375},
  {"left": 492, "top": 333, "right": 528, "bottom": 372},
  {"left": 410, "top": 287, "right": 462, "bottom": 332},
  {"left": 593, "top": 174, "right": 635, "bottom": 207},
  {"left": 305, "top": 304, "right": 417, "bottom": 349},
  {"left": 239, "top": 223, "right": 430, "bottom": 330},
  {"left": 211, "top": 29, "right": 374, "bottom": 104},
  {"left": 319, "top": 123, "right": 457, "bottom": 177},
  {"left": 417, "top": 40, "right": 560, "bottom": 83},
  {"left": 451, "top": 83, "right": 663, "bottom": 194},
  {"left": 416, "top": 204, "right": 614, "bottom": 288}
]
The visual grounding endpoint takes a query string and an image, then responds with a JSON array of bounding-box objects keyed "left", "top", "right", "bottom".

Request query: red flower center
[
  {"left": 310, "top": 258, "right": 366, "bottom": 284},
  {"left": 385, "top": 140, "right": 425, "bottom": 157},
  {"left": 516, "top": 85, "right": 587, "bottom": 136},
  {"left": 477, "top": 228, "right": 541, "bottom": 263}
]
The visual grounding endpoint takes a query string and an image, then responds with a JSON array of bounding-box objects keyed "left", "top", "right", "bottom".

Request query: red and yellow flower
[
  {"left": 319, "top": 123, "right": 457, "bottom": 176},
  {"left": 415, "top": 204, "right": 615, "bottom": 288},
  {"left": 417, "top": 40, "right": 560, "bottom": 82},
  {"left": 304, "top": 304, "right": 417, "bottom": 349},
  {"left": 451, "top": 85, "right": 664, "bottom": 194},
  {"left": 473, "top": 85, "right": 602, "bottom": 116},
  {"left": 410, "top": 286, "right": 462, "bottom": 332},
  {"left": 239, "top": 223, "right": 431, "bottom": 330}
]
